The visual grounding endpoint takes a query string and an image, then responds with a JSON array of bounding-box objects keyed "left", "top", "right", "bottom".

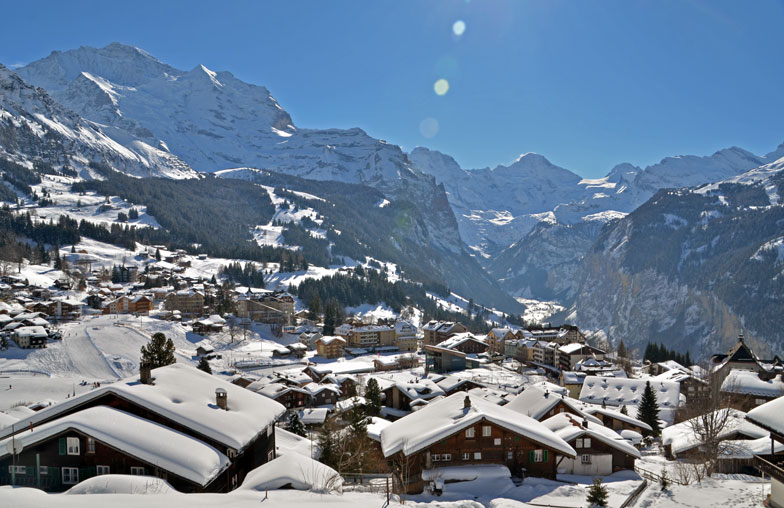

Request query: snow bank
[
  {"left": 65, "top": 474, "right": 175, "bottom": 494},
  {"left": 237, "top": 452, "right": 342, "bottom": 493}
]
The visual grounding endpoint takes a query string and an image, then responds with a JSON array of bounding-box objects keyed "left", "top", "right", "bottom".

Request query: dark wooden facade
[
  {"left": 389, "top": 417, "right": 565, "bottom": 494},
  {"left": 0, "top": 428, "right": 227, "bottom": 492}
]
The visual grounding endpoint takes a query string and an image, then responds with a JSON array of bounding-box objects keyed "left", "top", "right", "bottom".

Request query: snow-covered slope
[
  {"left": 16, "top": 43, "right": 426, "bottom": 193},
  {"left": 0, "top": 63, "right": 196, "bottom": 179}
]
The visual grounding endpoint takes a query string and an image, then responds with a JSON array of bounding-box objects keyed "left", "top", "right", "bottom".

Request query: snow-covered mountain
[
  {"left": 571, "top": 154, "right": 784, "bottom": 359},
  {"left": 16, "top": 43, "right": 428, "bottom": 194},
  {"left": 0, "top": 63, "right": 196, "bottom": 179}
]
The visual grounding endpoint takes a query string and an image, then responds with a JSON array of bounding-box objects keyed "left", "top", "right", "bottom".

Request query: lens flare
[
  {"left": 452, "top": 20, "right": 466, "bottom": 37},
  {"left": 419, "top": 117, "right": 439, "bottom": 138},
  {"left": 434, "top": 79, "right": 450, "bottom": 96}
]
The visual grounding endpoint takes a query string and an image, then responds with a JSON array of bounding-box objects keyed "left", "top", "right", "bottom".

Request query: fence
[
  {"left": 634, "top": 465, "right": 688, "bottom": 486},
  {"left": 620, "top": 479, "right": 648, "bottom": 508},
  {"left": 341, "top": 473, "right": 392, "bottom": 494}
]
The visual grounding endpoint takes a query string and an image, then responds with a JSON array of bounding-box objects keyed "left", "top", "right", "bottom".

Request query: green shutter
[
  {"left": 59, "top": 438, "right": 66, "bottom": 455},
  {"left": 529, "top": 450, "right": 534, "bottom": 462},
  {"left": 543, "top": 449, "right": 548, "bottom": 462}
]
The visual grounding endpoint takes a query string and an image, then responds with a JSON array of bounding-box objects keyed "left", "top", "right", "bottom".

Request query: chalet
[
  {"left": 505, "top": 386, "right": 591, "bottom": 422},
  {"left": 0, "top": 406, "right": 230, "bottom": 492},
  {"left": 305, "top": 360, "right": 374, "bottom": 382},
  {"left": 720, "top": 369, "right": 784, "bottom": 412},
  {"left": 254, "top": 383, "right": 310, "bottom": 410},
  {"left": 164, "top": 290, "right": 205, "bottom": 316},
  {"left": 380, "top": 393, "right": 576, "bottom": 493},
  {"left": 13, "top": 326, "right": 48, "bottom": 348},
  {"left": 485, "top": 328, "right": 515, "bottom": 355},
  {"left": 436, "top": 376, "right": 485, "bottom": 396},
  {"left": 580, "top": 376, "right": 681, "bottom": 424},
  {"left": 747, "top": 396, "right": 784, "bottom": 507},
  {"left": 438, "top": 332, "right": 489, "bottom": 355},
  {"left": 579, "top": 405, "right": 653, "bottom": 435},
  {"left": 560, "top": 371, "right": 587, "bottom": 398},
  {"left": 0, "top": 364, "right": 286, "bottom": 492},
  {"left": 378, "top": 377, "right": 446, "bottom": 411},
  {"left": 299, "top": 331, "right": 322, "bottom": 350},
  {"left": 558, "top": 343, "right": 606, "bottom": 370},
  {"left": 192, "top": 315, "right": 226, "bottom": 335},
  {"left": 286, "top": 343, "right": 307, "bottom": 358},
  {"left": 522, "top": 325, "right": 586, "bottom": 345},
  {"left": 651, "top": 363, "right": 710, "bottom": 402},
  {"left": 195, "top": 341, "right": 216, "bottom": 359},
  {"left": 302, "top": 382, "right": 341, "bottom": 406},
  {"left": 710, "top": 334, "right": 771, "bottom": 382},
  {"left": 422, "top": 321, "right": 467, "bottom": 347},
  {"left": 315, "top": 336, "right": 345, "bottom": 359},
  {"left": 542, "top": 413, "right": 641, "bottom": 475},
  {"left": 323, "top": 374, "right": 359, "bottom": 397}
]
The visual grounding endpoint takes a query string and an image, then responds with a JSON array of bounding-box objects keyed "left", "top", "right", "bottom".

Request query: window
[
  {"left": 62, "top": 467, "right": 79, "bottom": 485},
  {"left": 494, "top": 438, "right": 502, "bottom": 446},
  {"left": 8, "top": 465, "right": 26, "bottom": 475},
  {"left": 581, "top": 454, "right": 591, "bottom": 464},
  {"left": 442, "top": 454, "right": 452, "bottom": 462},
  {"left": 67, "top": 437, "right": 80, "bottom": 455},
  {"left": 583, "top": 438, "right": 591, "bottom": 448},
  {"left": 130, "top": 467, "right": 146, "bottom": 476},
  {"left": 474, "top": 452, "right": 482, "bottom": 460},
  {"left": 87, "top": 437, "right": 96, "bottom": 453},
  {"left": 39, "top": 466, "right": 48, "bottom": 476},
  {"left": 559, "top": 407, "right": 565, "bottom": 413},
  {"left": 462, "top": 452, "right": 470, "bottom": 461},
  {"left": 432, "top": 454, "right": 441, "bottom": 462},
  {"left": 268, "top": 449, "right": 275, "bottom": 462},
  {"left": 533, "top": 449, "right": 544, "bottom": 463},
  {"left": 482, "top": 426, "right": 492, "bottom": 437},
  {"left": 576, "top": 438, "right": 583, "bottom": 448},
  {"left": 96, "top": 465, "right": 110, "bottom": 475},
  {"left": 465, "top": 427, "right": 475, "bottom": 438},
  {"left": 756, "top": 398, "right": 767, "bottom": 405},
  {"left": 507, "top": 451, "right": 514, "bottom": 460}
]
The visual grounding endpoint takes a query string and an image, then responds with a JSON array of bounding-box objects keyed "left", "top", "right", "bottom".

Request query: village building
[
  {"left": 438, "top": 332, "right": 489, "bottom": 355},
  {"left": 424, "top": 344, "right": 482, "bottom": 374},
  {"left": 579, "top": 376, "right": 681, "bottom": 424},
  {"left": 505, "top": 338, "right": 537, "bottom": 363},
  {"left": 578, "top": 405, "right": 653, "bottom": 435},
  {"left": 13, "top": 325, "right": 49, "bottom": 348},
  {"left": 235, "top": 291, "right": 294, "bottom": 325},
  {"left": 505, "top": 386, "right": 591, "bottom": 422},
  {"left": 315, "top": 336, "right": 345, "bottom": 359},
  {"left": 746, "top": 396, "right": 784, "bottom": 507},
  {"left": 542, "top": 412, "right": 641, "bottom": 475},
  {"left": 0, "top": 364, "right": 285, "bottom": 492},
  {"left": 344, "top": 325, "right": 396, "bottom": 350},
  {"left": 720, "top": 369, "right": 784, "bottom": 412},
  {"left": 394, "top": 320, "right": 418, "bottom": 352},
  {"left": 164, "top": 290, "right": 205, "bottom": 316},
  {"left": 422, "top": 321, "right": 467, "bottom": 347},
  {"left": 485, "top": 328, "right": 515, "bottom": 355},
  {"left": 379, "top": 393, "right": 576, "bottom": 493},
  {"left": 558, "top": 343, "right": 606, "bottom": 370}
]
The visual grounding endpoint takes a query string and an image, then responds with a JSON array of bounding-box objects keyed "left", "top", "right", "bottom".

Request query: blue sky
[{"left": 2, "top": 0, "right": 783, "bottom": 177}]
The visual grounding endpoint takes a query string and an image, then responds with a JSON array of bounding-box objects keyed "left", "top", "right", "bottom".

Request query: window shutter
[
  {"left": 529, "top": 450, "right": 534, "bottom": 462},
  {"left": 543, "top": 450, "right": 548, "bottom": 461},
  {"left": 59, "top": 438, "right": 67, "bottom": 455}
]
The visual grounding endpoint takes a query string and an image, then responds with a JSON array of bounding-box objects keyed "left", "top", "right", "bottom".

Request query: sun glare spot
[
  {"left": 452, "top": 20, "right": 466, "bottom": 37},
  {"left": 434, "top": 79, "right": 450, "bottom": 96}
]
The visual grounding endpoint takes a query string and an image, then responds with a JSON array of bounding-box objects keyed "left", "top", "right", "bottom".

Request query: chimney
[
  {"left": 464, "top": 395, "right": 471, "bottom": 409},
  {"left": 139, "top": 361, "right": 153, "bottom": 385},
  {"left": 583, "top": 418, "right": 589, "bottom": 428},
  {"left": 216, "top": 388, "right": 228, "bottom": 410},
  {"left": 544, "top": 390, "right": 549, "bottom": 398}
]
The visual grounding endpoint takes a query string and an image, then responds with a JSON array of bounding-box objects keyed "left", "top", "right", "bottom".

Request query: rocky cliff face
[{"left": 570, "top": 156, "right": 784, "bottom": 359}]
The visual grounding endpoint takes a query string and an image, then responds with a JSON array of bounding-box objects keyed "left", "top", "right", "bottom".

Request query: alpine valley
[{"left": 3, "top": 43, "right": 784, "bottom": 358}]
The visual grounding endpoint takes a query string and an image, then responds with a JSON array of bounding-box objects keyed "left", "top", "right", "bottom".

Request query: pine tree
[
  {"left": 0, "top": 335, "right": 7, "bottom": 350},
  {"left": 586, "top": 478, "right": 609, "bottom": 507},
  {"left": 637, "top": 381, "right": 661, "bottom": 437},
  {"left": 197, "top": 356, "right": 212, "bottom": 374},
  {"left": 285, "top": 412, "right": 307, "bottom": 437},
  {"left": 307, "top": 295, "right": 322, "bottom": 322},
  {"left": 620, "top": 405, "right": 628, "bottom": 415},
  {"left": 140, "top": 332, "right": 176, "bottom": 368},
  {"left": 365, "top": 378, "right": 382, "bottom": 416},
  {"left": 155, "top": 248, "right": 161, "bottom": 261},
  {"left": 617, "top": 340, "right": 627, "bottom": 359}
]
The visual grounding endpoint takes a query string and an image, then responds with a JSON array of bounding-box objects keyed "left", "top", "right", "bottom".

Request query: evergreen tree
[
  {"left": 71, "top": 244, "right": 76, "bottom": 253},
  {"left": 317, "top": 421, "right": 335, "bottom": 466},
  {"left": 140, "top": 332, "right": 176, "bottom": 368},
  {"left": 637, "top": 381, "right": 661, "bottom": 437},
  {"left": 617, "top": 340, "right": 627, "bottom": 359},
  {"left": 155, "top": 248, "right": 161, "bottom": 261},
  {"left": 323, "top": 298, "right": 341, "bottom": 335},
  {"left": 365, "top": 378, "right": 382, "bottom": 416},
  {"left": 0, "top": 335, "right": 7, "bottom": 350},
  {"left": 586, "top": 478, "right": 609, "bottom": 507},
  {"left": 347, "top": 399, "right": 368, "bottom": 435},
  {"left": 620, "top": 405, "right": 628, "bottom": 416},
  {"left": 197, "top": 356, "right": 212, "bottom": 374},
  {"left": 307, "top": 295, "right": 322, "bottom": 321},
  {"left": 285, "top": 412, "right": 308, "bottom": 437}
]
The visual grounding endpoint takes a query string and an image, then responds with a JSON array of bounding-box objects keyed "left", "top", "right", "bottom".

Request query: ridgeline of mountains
[{"left": 2, "top": 43, "right": 784, "bottom": 358}]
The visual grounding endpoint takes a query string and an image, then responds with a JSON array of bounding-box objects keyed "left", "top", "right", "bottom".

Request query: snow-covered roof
[
  {"left": 237, "top": 452, "right": 341, "bottom": 493},
  {"left": 721, "top": 370, "right": 784, "bottom": 398},
  {"left": 0, "top": 406, "right": 229, "bottom": 486},
  {"left": 746, "top": 395, "right": 784, "bottom": 437},
  {"left": 662, "top": 409, "right": 768, "bottom": 455},
  {"left": 578, "top": 404, "right": 652, "bottom": 432},
  {"left": 13, "top": 325, "right": 48, "bottom": 337},
  {"left": 299, "top": 408, "right": 329, "bottom": 425},
  {"left": 542, "top": 413, "right": 641, "bottom": 459},
  {"left": 317, "top": 335, "right": 346, "bottom": 345},
  {"left": 380, "top": 392, "right": 576, "bottom": 458},
  {"left": 392, "top": 378, "right": 445, "bottom": 401},
  {"left": 65, "top": 474, "right": 175, "bottom": 495},
  {"left": 579, "top": 376, "right": 680, "bottom": 409},
  {"left": 367, "top": 416, "right": 393, "bottom": 442},
  {"left": 437, "top": 332, "right": 485, "bottom": 350},
  {"left": 505, "top": 386, "right": 587, "bottom": 421},
  {"left": 0, "top": 364, "right": 286, "bottom": 451}
]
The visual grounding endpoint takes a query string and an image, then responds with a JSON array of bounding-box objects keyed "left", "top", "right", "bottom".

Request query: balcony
[{"left": 755, "top": 455, "right": 784, "bottom": 483}]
